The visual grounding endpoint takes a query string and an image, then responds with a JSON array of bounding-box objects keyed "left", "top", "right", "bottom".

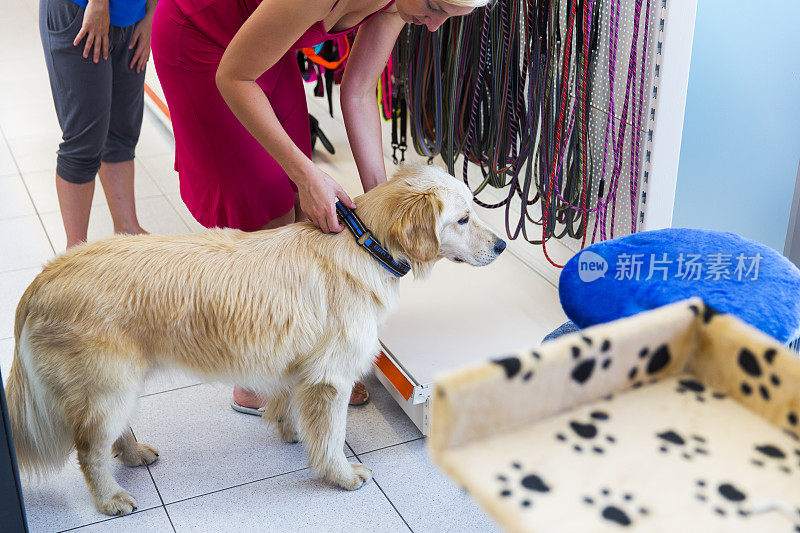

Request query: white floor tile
[
  {"left": 165, "top": 467, "right": 408, "bottom": 533},
  {"left": 165, "top": 194, "right": 206, "bottom": 233},
  {"left": 345, "top": 373, "right": 422, "bottom": 455},
  {"left": 0, "top": 173, "right": 37, "bottom": 219},
  {"left": 0, "top": 53, "right": 49, "bottom": 83},
  {"left": 139, "top": 152, "right": 180, "bottom": 198},
  {"left": 0, "top": 267, "right": 41, "bottom": 341},
  {"left": 6, "top": 133, "right": 61, "bottom": 174},
  {"left": 39, "top": 211, "right": 83, "bottom": 254},
  {"left": 135, "top": 111, "right": 175, "bottom": 159},
  {"left": 0, "top": 5, "right": 35, "bottom": 25},
  {"left": 0, "top": 0, "right": 36, "bottom": 25},
  {"left": 0, "top": 137, "right": 18, "bottom": 177},
  {"left": 41, "top": 195, "right": 189, "bottom": 254},
  {"left": 23, "top": 169, "right": 104, "bottom": 215},
  {"left": 131, "top": 383, "right": 352, "bottom": 504},
  {"left": 0, "top": 31, "right": 42, "bottom": 59},
  {"left": 0, "top": 101, "right": 59, "bottom": 140},
  {"left": 135, "top": 195, "right": 191, "bottom": 235},
  {"left": 0, "top": 215, "right": 53, "bottom": 272},
  {"left": 141, "top": 367, "right": 203, "bottom": 397},
  {"left": 68, "top": 507, "right": 173, "bottom": 533},
  {"left": 22, "top": 453, "right": 163, "bottom": 533},
  {"left": 362, "top": 439, "right": 500, "bottom": 533},
  {"left": 0, "top": 82, "right": 53, "bottom": 119},
  {"left": 0, "top": 336, "right": 13, "bottom": 384}
]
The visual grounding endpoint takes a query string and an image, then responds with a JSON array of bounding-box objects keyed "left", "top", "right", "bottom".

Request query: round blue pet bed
[{"left": 545, "top": 228, "right": 800, "bottom": 347}]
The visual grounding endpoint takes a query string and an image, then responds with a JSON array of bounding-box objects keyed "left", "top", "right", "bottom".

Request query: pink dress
[{"left": 151, "top": 0, "right": 394, "bottom": 231}]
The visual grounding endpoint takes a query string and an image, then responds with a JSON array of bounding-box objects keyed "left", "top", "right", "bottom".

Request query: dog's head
[{"left": 357, "top": 164, "right": 506, "bottom": 277}]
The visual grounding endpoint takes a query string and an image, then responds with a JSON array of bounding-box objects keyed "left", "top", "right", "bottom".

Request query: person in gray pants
[{"left": 40, "top": 0, "right": 156, "bottom": 248}]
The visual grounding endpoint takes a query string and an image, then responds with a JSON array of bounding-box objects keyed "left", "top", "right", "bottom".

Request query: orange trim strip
[
  {"left": 144, "top": 83, "right": 171, "bottom": 122},
  {"left": 374, "top": 351, "right": 414, "bottom": 401}
]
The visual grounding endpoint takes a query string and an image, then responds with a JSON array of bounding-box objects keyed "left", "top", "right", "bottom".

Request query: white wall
[{"left": 673, "top": 0, "right": 800, "bottom": 252}]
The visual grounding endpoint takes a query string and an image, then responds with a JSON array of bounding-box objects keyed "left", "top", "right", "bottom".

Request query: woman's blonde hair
[{"left": 440, "top": 0, "right": 492, "bottom": 7}]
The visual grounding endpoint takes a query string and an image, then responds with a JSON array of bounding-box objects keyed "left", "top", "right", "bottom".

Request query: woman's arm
[
  {"left": 215, "top": 0, "right": 354, "bottom": 233},
  {"left": 340, "top": 12, "right": 406, "bottom": 192}
]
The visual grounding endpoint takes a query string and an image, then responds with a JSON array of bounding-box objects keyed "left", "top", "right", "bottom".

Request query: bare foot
[
  {"left": 233, "top": 386, "right": 264, "bottom": 409},
  {"left": 114, "top": 225, "right": 148, "bottom": 236}
]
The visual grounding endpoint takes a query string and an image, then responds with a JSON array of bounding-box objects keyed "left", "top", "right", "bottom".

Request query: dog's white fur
[{"left": 6, "top": 165, "right": 504, "bottom": 515}]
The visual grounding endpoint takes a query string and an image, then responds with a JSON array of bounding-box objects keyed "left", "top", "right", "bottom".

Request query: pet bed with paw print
[{"left": 429, "top": 298, "right": 800, "bottom": 532}]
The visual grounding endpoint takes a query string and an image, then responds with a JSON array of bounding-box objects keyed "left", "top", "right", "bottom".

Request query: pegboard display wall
[{"left": 387, "top": 0, "right": 669, "bottom": 267}]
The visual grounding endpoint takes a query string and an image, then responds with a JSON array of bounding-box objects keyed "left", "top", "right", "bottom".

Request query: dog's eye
[{"left": 458, "top": 215, "right": 469, "bottom": 225}]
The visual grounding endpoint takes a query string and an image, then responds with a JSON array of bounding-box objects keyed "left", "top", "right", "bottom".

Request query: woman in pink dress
[{"left": 151, "top": 0, "right": 487, "bottom": 411}]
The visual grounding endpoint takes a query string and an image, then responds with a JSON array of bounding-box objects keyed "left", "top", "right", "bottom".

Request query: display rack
[{"left": 143, "top": 0, "right": 697, "bottom": 434}]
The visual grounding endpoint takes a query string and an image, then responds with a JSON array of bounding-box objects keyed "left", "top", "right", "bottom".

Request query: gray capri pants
[{"left": 39, "top": 0, "right": 145, "bottom": 184}]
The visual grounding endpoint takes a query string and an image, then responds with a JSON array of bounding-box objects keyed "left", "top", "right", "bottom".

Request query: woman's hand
[
  {"left": 295, "top": 166, "right": 355, "bottom": 233},
  {"left": 73, "top": 0, "right": 110, "bottom": 63},
  {"left": 129, "top": 13, "right": 154, "bottom": 74}
]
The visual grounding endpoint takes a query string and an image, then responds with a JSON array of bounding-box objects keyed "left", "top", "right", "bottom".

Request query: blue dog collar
[{"left": 336, "top": 202, "right": 410, "bottom": 277}]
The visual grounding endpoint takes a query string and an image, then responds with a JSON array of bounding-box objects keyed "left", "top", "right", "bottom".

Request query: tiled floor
[{"left": 0, "top": 0, "right": 501, "bottom": 531}]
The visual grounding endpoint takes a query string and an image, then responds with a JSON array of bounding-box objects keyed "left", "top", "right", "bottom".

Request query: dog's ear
[{"left": 387, "top": 189, "right": 442, "bottom": 263}]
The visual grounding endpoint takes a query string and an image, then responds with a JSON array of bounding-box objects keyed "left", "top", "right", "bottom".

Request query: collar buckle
[{"left": 357, "top": 231, "right": 372, "bottom": 246}]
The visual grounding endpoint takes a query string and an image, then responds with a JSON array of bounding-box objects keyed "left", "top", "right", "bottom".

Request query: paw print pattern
[
  {"left": 738, "top": 348, "right": 780, "bottom": 401},
  {"left": 785, "top": 428, "right": 800, "bottom": 443},
  {"left": 582, "top": 488, "right": 649, "bottom": 527},
  {"left": 627, "top": 344, "right": 673, "bottom": 386},
  {"left": 555, "top": 411, "right": 617, "bottom": 454},
  {"left": 492, "top": 353, "right": 536, "bottom": 382},
  {"left": 675, "top": 378, "right": 727, "bottom": 402},
  {"left": 495, "top": 462, "right": 551, "bottom": 509},
  {"left": 750, "top": 443, "right": 800, "bottom": 475},
  {"left": 689, "top": 303, "right": 724, "bottom": 324},
  {"left": 570, "top": 337, "right": 613, "bottom": 385},
  {"left": 694, "top": 479, "right": 749, "bottom": 518},
  {"left": 786, "top": 412, "right": 800, "bottom": 442},
  {"left": 656, "top": 429, "right": 709, "bottom": 460}
]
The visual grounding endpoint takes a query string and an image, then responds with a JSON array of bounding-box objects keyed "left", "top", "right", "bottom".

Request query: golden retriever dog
[{"left": 6, "top": 164, "right": 505, "bottom": 516}]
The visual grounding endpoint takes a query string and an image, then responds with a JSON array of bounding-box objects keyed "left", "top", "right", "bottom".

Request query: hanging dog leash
[{"left": 389, "top": 0, "right": 654, "bottom": 267}]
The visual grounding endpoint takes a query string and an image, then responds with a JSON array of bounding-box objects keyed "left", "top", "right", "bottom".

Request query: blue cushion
[{"left": 559, "top": 228, "right": 800, "bottom": 343}]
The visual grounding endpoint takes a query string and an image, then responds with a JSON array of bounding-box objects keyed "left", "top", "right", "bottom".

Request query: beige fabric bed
[{"left": 429, "top": 298, "right": 800, "bottom": 532}]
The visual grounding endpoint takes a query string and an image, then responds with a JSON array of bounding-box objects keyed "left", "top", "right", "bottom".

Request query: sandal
[
  {"left": 232, "top": 383, "right": 369, "bottom": 412},
  {"left": 349, "top": 381, "right": 370, "bottom": 406},
  {"left": 230, "top": 400, "right": 265, "bottom": 416}
]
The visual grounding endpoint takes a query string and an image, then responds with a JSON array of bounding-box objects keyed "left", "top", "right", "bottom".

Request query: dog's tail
[{"left": 6, "top": 278, "right": 73, "bottom": 478}]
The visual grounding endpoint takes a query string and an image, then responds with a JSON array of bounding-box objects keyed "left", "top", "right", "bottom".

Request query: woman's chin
[{"left": 395, "top": 8, "right": 418, "bottom": 24}]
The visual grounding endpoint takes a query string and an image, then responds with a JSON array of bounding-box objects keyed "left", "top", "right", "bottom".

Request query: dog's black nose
[{"left": 494, "top": 239, "right": 506, "bottom": 255}]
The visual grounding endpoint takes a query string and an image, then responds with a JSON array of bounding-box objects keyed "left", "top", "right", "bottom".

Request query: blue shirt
[{"left": 69, "top": 0, "right": 146, "bottom": 28}]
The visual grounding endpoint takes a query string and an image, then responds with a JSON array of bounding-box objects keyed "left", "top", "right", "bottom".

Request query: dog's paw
[
  {"left": 119, "top": 443, "right": 159, "bottom": 467},
  {"left": 278, "top": 422, "right": 300, "bottom": 444},
  {"left": 337, "top": 463, "right": 372, "bottom": 491},
  {"left": 97, "top": 489, "right": 137, "bottom": 516}
]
